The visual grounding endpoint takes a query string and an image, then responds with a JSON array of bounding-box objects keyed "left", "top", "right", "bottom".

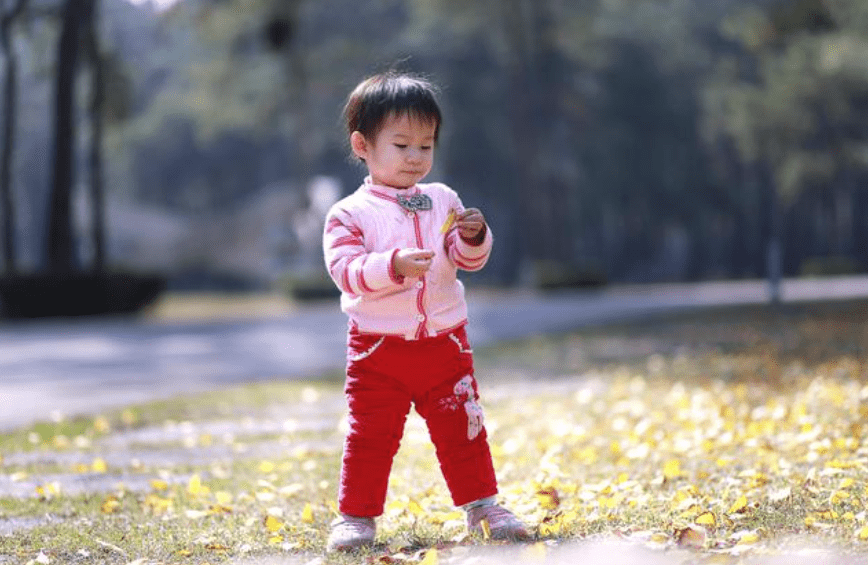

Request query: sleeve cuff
[
  {"left": 388, "top": 248, "right": 405, "bottom": 285},
  {"left": 459, "top": 223, "right": 488, "bottom": 247}
]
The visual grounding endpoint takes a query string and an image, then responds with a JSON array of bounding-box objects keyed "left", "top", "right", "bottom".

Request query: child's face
[{"left": 351, "top": 113, "right": 436, "bottom": 189}]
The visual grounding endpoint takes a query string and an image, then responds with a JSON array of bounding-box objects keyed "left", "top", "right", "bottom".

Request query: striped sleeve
[
  {"left": 323, "top": 207, "right": 404, "bottom": 296},
  {"left": 443, "top": 194, "right": 493, "bottom": 272}
]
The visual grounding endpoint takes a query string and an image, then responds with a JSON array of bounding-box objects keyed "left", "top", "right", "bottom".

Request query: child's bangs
[{"left": 384, "top": 78, "right": 441, "bottom": 134}]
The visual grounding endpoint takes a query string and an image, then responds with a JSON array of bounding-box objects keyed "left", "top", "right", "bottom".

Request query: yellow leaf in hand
[
  {"left": 440, "top": 209, "right": 456, "bottom": 234},
  {"left": 857, "top": 525, "right": 868, "bottom": 541}
]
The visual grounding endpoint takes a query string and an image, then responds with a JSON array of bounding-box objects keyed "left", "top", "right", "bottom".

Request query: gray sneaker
[
  {"left": 326, "top": 515, "right": 376, "bottom": 552},
  {"left": 467, "top": 504, "right": 530, "bottom": 541}
]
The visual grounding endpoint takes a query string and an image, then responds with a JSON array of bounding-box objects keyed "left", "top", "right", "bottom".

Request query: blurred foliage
[{"left": 4, "top": 0, "right": 868, "bottom": 285}]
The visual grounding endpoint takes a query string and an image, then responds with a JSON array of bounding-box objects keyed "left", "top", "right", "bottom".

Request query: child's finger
[
  {"left": 457, "top": 221, "right": 483, "bottom": 233},
  {"left": 457, "top": 210, "right": 482, "bottom": 222},
  {"left": 406, "top": 250, "right": 434, "bottom": 264}
]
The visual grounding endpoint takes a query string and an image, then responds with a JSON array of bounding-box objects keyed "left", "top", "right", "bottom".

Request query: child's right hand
[{"left": 393, "top": 248, "right": 434, "bottom": 278}]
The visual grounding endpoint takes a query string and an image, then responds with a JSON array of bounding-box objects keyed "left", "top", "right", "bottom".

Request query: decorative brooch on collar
[{"left": 397, "top": 194, "right": 433, "bottom": 212}]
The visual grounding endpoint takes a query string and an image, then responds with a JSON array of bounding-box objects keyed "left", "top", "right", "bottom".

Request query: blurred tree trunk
[
  {"left": 0, "top": 0, "right": 26, "bottom": 273},
  {"left": 47, "top": 0, "right": 92, "bottom": 272},
  {"left": 499, "top": 0, "right": 551, "bottom": 282},
  {"left": 83, "top": 0, "right": 105, "bottom": 271},
  {"left": 265, "top": 0, "right": 312, "bottom": 200}
]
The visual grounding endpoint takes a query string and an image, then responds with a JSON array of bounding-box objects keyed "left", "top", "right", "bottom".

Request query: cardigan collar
[{"left": 362, "top": 176, "right": 421, "bottom": 202}]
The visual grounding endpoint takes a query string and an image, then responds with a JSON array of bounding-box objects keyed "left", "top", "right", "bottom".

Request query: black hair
[{"left": 343, "top": 72, "right": 442, "bottom": 150}]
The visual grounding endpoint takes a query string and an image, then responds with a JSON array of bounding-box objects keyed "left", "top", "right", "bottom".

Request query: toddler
[{"left": 322, "top": 71, "right": 529, "bottom": 551}]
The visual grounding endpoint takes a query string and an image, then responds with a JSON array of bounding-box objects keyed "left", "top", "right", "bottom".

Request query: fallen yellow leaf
[
  {"left": 695, "top": 511, "right": 716, "bottom": 527},
  {"left": 205, "top": 543, "right": 231, "bottom": 551},
  {"left": 301, "top": 503, "right": 314, "bottom": 523},
  {"left": 101, "top": 496, "right": 121, "bottom": 514},
  {"left": 150, "top": 479, "right": 168, "bottom": 491},
  {"left": 143, "top": 494, "right": 172, "bottom": 516},
  {"left": 264, "top": 514, "right": 284, "bottom": 533},
  {"left": 408, "top": 500, "right": 424, "bottom": 516},
  {"left": 536, "top": 487, "right": 561, "bottom": 510},
  {"left": 830, "top": 490, "right": 850, "bottom": 505},
  {"left": 727, "top": 494, "right": 748, "bottom": 514},
  {"left": 480, "top": 518, "right": 491, "bottom": 539},
  {"left": 420, "top": 547, "right": 439, "bottom": 565},
  {"left": 734, "top": 529, "right": 760, "bottom": 545},
  {"left": 92, "top": 458, "right": 108, "bottom": 473},
  {"left": 187, "top": 474, "right": 203, "bottom": 496},
  {"left": 663, "top": 459, "right": 682, "bottom": 480}
]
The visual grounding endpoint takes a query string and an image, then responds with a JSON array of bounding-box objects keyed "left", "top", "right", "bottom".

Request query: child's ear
[{"left": 350, "top": 131, "right": 369, "bottom": 161}]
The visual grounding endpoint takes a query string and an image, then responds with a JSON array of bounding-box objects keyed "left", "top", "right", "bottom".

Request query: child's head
[{"left": 343, "top": 72, "right": 442, "bottom": 155}]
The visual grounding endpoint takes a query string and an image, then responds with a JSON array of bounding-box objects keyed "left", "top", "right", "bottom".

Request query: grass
[{"left": 2, "top": 299, "right": 868, "bottom": 564}]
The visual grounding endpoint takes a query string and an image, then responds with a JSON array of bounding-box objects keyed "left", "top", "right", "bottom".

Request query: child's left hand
[{"left": 456, "top": 208, "right": 486, "bottom": 243}]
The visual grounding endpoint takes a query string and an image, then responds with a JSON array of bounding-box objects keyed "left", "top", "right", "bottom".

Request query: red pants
[{"left": 338, "top": 326, "right": 498, "bottom": 517}]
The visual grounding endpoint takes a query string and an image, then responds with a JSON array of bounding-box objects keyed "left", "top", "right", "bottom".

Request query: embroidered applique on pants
[{"left": 452, "top": 375, "right": 485, "bottom": 440}]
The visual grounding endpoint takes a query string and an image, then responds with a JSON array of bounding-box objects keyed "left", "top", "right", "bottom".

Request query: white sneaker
[{"left": 326, "top": 515, "right": 376, "bottom": 552}]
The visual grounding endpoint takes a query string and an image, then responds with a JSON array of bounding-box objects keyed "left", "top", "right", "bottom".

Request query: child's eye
[
  {"left": 421, "top": 146, "right": 432, "bottom": 151},
  {"left": 394, "top": 144, "right": 408, "bottom": 149}
]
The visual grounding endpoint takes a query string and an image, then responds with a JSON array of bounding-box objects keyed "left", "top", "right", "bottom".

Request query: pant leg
[
  {"left": 339, "top": 337, "right": 412, "bottom": 517},
  {"left": 414, "top": 333, "right": 498, "bottom": 507}
]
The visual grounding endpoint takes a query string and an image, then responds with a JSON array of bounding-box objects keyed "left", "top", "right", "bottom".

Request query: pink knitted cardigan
[{"left": 323, "top": 177, "right": 493, "bottom": 340}]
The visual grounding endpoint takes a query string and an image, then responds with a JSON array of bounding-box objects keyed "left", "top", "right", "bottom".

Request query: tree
[
  {"left": 47, "top": 0, "right": 93, "bottom": 272},
  {"left": 83, "top": 0, "right": 106, "bottom": 270},
  {"left": 701, "top": 0, "right": 868, "bottom": 293},
  {"left": 0, "top": 0, "right": 27, "bottom": 273}
]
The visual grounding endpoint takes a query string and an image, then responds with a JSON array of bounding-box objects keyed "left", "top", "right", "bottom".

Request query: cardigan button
[
  {"left": 414, "top": 281, "right": 423, "bottom": 289},
  {"left": 416, "top": 314, "right": 425, "bottom": 322}
]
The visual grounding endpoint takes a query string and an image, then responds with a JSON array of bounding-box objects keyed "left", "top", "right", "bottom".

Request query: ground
[{"left": 2, "top": 299, "right": 868, "bottom": 564}]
